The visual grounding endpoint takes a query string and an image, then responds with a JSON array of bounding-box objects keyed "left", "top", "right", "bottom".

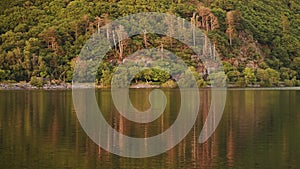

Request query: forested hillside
[{"left": 0, "top": 0, "right": 300, "bottom": 87}]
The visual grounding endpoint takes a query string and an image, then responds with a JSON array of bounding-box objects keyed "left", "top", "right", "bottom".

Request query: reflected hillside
[{"left": 0, "top": 90, "right": 300, "bottom": 168}]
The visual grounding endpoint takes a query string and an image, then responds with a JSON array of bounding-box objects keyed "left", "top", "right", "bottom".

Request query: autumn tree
[{"left": 226, "top": 10, "right": 241, "bottom": 46}]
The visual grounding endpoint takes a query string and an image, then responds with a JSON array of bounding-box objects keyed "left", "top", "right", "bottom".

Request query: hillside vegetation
[{"left": 0, "top": 0, "right": 300, "bottom": 87}]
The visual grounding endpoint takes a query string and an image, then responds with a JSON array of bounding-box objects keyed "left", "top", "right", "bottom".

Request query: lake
[{"left": 0, "top": 89, "right": 300, "bottom": 168}]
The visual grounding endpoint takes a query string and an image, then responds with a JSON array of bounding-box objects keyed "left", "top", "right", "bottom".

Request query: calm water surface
[{"left": 0, "top": 89, "right": 300, "bottom": 169}]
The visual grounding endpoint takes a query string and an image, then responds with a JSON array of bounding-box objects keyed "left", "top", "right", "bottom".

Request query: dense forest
[{"left": 0, "top": 0, "right": 300, "bottom": 87}]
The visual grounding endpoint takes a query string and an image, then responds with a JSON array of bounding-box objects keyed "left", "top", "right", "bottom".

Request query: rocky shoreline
[
  {"left": 0, "top": 82, "right": 160, "bottom": 90},
  {"left": 0, "top": 83, "right": 72, "bottom": 90},
  {"left": 1, "top": 82, "right": 300, "bottom": 90}
]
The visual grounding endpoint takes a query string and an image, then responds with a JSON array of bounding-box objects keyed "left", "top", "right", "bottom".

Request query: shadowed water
[{"left": 0, "top": 89, "right": 300, "bottom": 168}]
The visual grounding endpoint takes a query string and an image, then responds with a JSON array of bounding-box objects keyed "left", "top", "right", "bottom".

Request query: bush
[
  {"left": 208, "top": 72, "right": 227, "bottom": 87},
  {"left": 177, "top": 71, "right": 196, "bottom": 88},
  {"left": 243, "top": 67, "right": 256, "bottom": 85},
  {"left": 296, "top": 80, "right": 300, "bottom": 87},
  {"left": 284, "top": 80, "right": 295, "bottom": 87},
  {"left": 161, "top": 79, "right": 177, "bottom": 88},
  {"left": 0, "top": 69, "right": 5, "bottom": 81},
  {"left": 227, "top": 70, "right": 241, "bottom": 82},
  {"left": 30, "top": 76, "right": 43, "bottom": 87},
  {"left": 100, "top": 70, "right": 113, "bottom": 87},
  {"left": 2, "top": 80, "right": 16, "bottom": 84},
  {"left": 236, "top": 77, "right": 247, "bottom": 87},
  {"left": 279, "top": 67, "right": 297, "bottom": 81},
  {"left": 197, "top": 79, "right": 207, "bottom": 88},
  {"left": 256, "top": 68, "right": 280, "bottom": 87}
]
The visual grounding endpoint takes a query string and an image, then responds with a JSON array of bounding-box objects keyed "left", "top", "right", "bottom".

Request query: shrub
[
  {"left": 243, "top": 67, "right": 256, "bottom": 85},
  {"left": 0, "top": 69, "right": 5, "bottom": 81},
  {"left": 284, "top": 80, "right": 294, "bottom": 87},
  {"left": 100, "top": 70, "right": 113, "bottom": 87},
  {"left": 256, "top": 68, "right": 280, "bottom": 87},
  {"left": 279, "top": 67, "right": 297, "bottom": 81},
  {"left": 227, "top": 70, "right": 241, "bottom": 82},
  {"left": 208, "top": 72, "right": 227, "bottom": 87},
  {"left": 161, "top": 80, "right": 175, "bottom": 88},
  {"left": 197, "top": 79, "right": 207, "bottom": 88},
  {"left": 30, "top": 76, "right": 43, "bottom": 87},
  {"left": 296, "top": 80, "right": 300, "bottom": 87},
  {"left": 236, "top": 77, "right": 247, "bottom": 87}
]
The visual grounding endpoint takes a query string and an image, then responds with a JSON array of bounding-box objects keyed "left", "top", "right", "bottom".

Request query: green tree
[
  {"left": 243, "top": 67, "right": 256, "bottom": 85},
  {"left": 256, "top": 68, "right": 280, "bottom": 87},
  {"left": 279, "top": 67, "right": 297, "bottom": 81},
  {"left": 293, "top": 57, "right": 300, "bottom": 78}
]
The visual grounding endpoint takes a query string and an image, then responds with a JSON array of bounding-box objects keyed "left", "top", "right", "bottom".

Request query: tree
[
  {"left": 281, "top": 15, "right": 290, "bottom": 34},
  {"left": 196, "top": 5, "right": 219, "bottom": 32},
  {"left": 279, "top": 67, "right": 297, "bottom": 81},
  {"left": 227, "top": 70, "right": 240, "bottom": 82},
  {"left": 0, "top": 69, "right": 6, "bottom": 81},
  {"left": 256, "top": 68, "right": 280, "bottom": 87},
  {"left": 243, "top": 67, "right": 256, "bottom": 85},
  {"left": 226, "top": 10, "right": 241, "bottom": 46},
  {"left": 115, "top": 25, "right": 128, "bottom": 60},
  {"left": 0, "top": 0, "right": 299, "bottom": 86},
  {"left": 293, "top": 57, "right": 300, "bottom": 78},
  {"left": 39, "top": 27, "right": 60, "bottom": 55}
]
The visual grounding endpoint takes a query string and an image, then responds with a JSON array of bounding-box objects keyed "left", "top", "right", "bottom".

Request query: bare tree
[
  {"left": 115, "top": 26, "right": 128, "bottom": 60},
  {"left": 226, "top": 10, "right": 241, "bottom": 46}
]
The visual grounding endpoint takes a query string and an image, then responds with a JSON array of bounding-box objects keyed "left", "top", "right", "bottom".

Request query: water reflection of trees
[{"left": 1, "top": 90, "right": 299, "bottom": 168}]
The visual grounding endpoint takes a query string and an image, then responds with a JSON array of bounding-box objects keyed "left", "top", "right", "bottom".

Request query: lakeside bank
[
  {"left": 2, "top": 82, "right": 300, "bottom": 90},
  {"left": 0, "top": 82, "right": 161, "bottom": 90}
]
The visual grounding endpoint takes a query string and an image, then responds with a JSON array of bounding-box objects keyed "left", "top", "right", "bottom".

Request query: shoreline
[
  {"left": 1, "top": 82, "right": 300, "bottom": 90},
  {"left": 0, "top": 82, "right": 160, "bottom": 90},
  {"left": 0, "top": 83, "right": 72, "bottom": 90}
]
